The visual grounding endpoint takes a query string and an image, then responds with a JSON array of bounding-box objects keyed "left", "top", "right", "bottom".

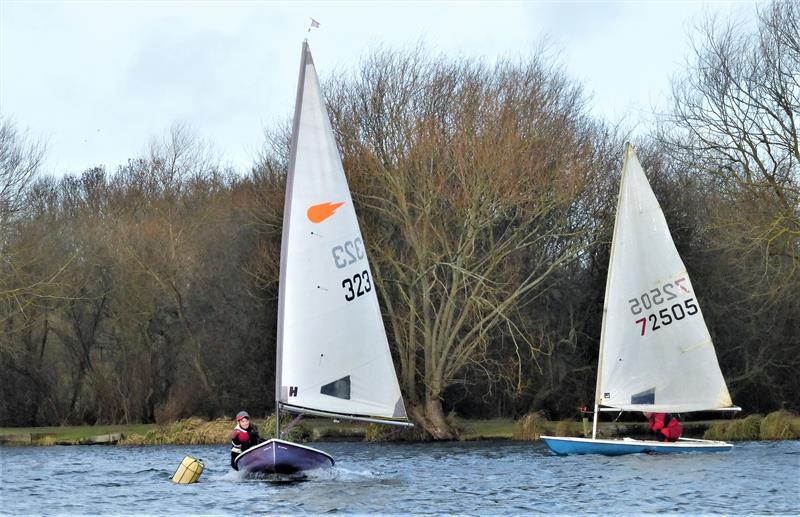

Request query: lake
[{"left": 1, "top": 440, "right": 798, "bottom": 514}]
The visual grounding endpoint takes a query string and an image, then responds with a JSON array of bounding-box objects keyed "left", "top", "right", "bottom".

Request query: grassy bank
[
  {"left": 2, "top": 411, "right": 798, "bottom": 446},
  {"left": 703, "top": 410, "right": 800, "bottom": 441},
  {"left": 0, "top": 423, "right": 155, "bottom": 446}
]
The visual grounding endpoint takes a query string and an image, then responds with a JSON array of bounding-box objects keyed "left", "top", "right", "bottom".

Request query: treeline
[{"left": 1, "top": 2, "right": 797, "bottom": 436}]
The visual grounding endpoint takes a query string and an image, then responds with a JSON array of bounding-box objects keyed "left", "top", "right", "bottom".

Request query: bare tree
[
  {"left": 1, "top": 117, "right": 47, "bottom": 304},
  {"left": 663, "top": 1, "right": 799, "bottom": 291},
  {"left": 660, "top": 1, "right": 800, "bottom": 410},
  {"left": 111, "top": 125, "right": 222, "bottom": 411},
  {"left": 0, "top": 118, "right": 50, "bottom": 424},
  {"left": 324, "top": 47, "right": 604, "bottom": 438},
  {"left": 0, "top": 117, "right": 45, "bottom": 229}
]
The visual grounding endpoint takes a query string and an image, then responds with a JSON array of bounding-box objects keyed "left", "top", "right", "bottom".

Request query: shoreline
[{"left": 2, "top": 411, "right": 798, "bottom": 446}]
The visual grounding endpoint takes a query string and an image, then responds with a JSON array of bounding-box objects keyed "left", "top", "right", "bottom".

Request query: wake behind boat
[
  {"left": 542, "top": 144, "right": 739, "bottom": 456},
  {"left": 233, "top": 40, "right": 411, "bottom": 477}
]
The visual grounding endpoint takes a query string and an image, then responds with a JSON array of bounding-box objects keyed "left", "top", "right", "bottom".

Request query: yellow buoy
[{"left": 171, "top": 456, "right": 204, "bottom": 484}]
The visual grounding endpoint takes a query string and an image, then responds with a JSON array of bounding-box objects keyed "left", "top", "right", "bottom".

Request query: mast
[
  {"left": 592, "top": 142, "right": 633, "bottom": 439},
  {"left": 275, "top": 40, "right": 311, "bottom": 439}
]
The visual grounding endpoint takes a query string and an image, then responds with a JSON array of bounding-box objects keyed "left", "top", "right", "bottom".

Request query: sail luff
[
  {"left": 594, "top": 142, "right": 633, "bottom": 409},
  {"left": 276, "top": 41, "right": 311, "bottom": 435}
]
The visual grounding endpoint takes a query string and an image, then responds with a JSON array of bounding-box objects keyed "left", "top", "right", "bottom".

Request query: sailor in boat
[
  {"left": 230, "top": 411, "right": 263, "bottom": 470},
  {"left": 643, "top": 412, "right": 682, "bottom": 442}
]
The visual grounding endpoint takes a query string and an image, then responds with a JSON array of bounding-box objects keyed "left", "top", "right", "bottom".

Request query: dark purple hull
[{"left": 234, "top": 438, "right": 335, "bottom": 475}]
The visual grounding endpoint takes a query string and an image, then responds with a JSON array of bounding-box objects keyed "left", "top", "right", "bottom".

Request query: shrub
[
  {"left": 364, "top": 423, "right": 419, "bottom": 442},
  {"left": 760, "top": 410, "right": 800, "bottom": 440},
  {"left": 514, "top": 412, "right": 548, "bottom": 441},
  {"left": 121, "top": 417, "right": 229, "bottom": 445},
  {"left": 554, "top": 420, "right": 581, "bottom": 437},
  {"left": 267, "top": 414, "right": 310, "bottom": 442},
  {"left": 703, "top": 422, "right": 727, "bottom": 441},
  {"left": 704, "top": 414, "right": 763, "bottom": 441}
]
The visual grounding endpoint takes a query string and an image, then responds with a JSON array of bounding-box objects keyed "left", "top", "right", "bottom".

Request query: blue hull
[
  {"left": 234, "top": 438, "right": 335, "bottom": 475},
  {"left": 541, "top": 436, "right": 733, "bottom": 456}
]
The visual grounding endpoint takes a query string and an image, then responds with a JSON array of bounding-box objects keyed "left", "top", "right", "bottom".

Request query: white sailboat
[
  {"left": 542, "top": 143, "right": 739, "bottom": 455},
  {"left": 235, "top": 41, "right": 411, "bottom": 475}
]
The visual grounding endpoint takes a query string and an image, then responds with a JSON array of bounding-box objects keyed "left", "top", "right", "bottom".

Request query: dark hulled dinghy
[
  {"left": 541, "top": 144, "right": 739, "bottom": 456},
  {"left": 234, "top": 439, "right": 334, "bottom": 474},
  {"left": 234, "top": 40, "right": 411, "bottom": 477}
]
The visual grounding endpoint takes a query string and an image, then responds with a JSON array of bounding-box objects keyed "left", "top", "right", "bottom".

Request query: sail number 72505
[
  {"left": 634, "top": 298, "right": 699, "bottom": 336},
  {"left": 627, "top": 277, "right": 690, "bottom": 315}
]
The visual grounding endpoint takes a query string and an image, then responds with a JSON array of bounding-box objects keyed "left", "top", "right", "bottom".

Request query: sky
[{"left": 1, "top": 0, "right": 759, "bottom": 177}]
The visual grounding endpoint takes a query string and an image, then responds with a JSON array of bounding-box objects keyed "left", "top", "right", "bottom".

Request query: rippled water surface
[{"left": 1, "top": 440, "right": 798, "bottom": 514}]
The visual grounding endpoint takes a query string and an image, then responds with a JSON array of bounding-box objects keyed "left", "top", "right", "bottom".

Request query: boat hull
[
  {"left": 541, "top": 435, "right": 733, "bottom": 456},
  {"left": 234, "top": 438, "right": 335, "bottom": 474}
]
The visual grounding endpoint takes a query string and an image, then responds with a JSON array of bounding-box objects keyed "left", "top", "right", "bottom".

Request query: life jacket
[{"left": 230, "top": 423, "right": 260, "bottom": 455}]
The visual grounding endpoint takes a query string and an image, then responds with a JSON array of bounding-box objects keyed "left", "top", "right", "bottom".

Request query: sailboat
[
  {"left": 541, "top": 144, "right": 739, "bottom": 455},
  {"left": 234, "top": 41, "right": 411, "bottom": 475}
]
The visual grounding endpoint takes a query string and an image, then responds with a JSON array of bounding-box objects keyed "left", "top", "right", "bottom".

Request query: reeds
[
  {"left": 121, "top": 417, "right": 231, "bottom": 445},
  {"left": 120, "top": 415, "right": 310, "bottom": 445},
  {"left": 703, "top": 410, "right": 800, "bottom": 441},
  {"left": 364, "top": 423, "right": 420, "bottom": 442},
  {"left": 260, "top": 414, "right": 309, "bottom": 442},
  {"left": 554, "top": 419, "right": 581, "bottom": 437},
  {"left": 760, "top": 410, "right": 800, "bottom": 440},
  {"left": 513, "top": 411, "right": 548, "bottom": 441}
]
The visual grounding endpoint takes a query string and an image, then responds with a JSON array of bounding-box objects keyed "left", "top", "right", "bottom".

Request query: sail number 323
[
  {"left": 331, "top": 238, "right": 365, "bottom": 268},
  {"left": 342, "top": 271, "right": 372, "bottom": 301},
  {"left": 331, "top": 238, "right": 372, "bottom": 302}
]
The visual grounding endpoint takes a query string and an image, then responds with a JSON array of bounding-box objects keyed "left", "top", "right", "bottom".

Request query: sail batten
[{"left": 595, "top": 144, "right": 734, "bottom": 414}]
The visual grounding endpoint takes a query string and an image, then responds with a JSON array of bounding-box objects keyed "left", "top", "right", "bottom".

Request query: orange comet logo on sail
[{"left": 307, "top": 201, "right": 345, "bottom": 223}]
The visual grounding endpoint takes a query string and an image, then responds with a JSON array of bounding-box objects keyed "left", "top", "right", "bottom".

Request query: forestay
[
  {"left": 595, "top": 144, "right": 734, "bottom": 413},
  {"left": 276, "top": 42, "right": 408, "bottom": 423}
]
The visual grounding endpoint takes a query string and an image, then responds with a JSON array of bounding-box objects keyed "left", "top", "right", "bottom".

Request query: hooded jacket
[
  {"left": 230, "top": 422, "right": 262, "bottom": 469},
  {"left": 648, "top": 413, "right": 682, "bottom": 442}
]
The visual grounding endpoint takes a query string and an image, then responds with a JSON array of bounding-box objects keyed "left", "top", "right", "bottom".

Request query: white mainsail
[
  {"left": 595, "top": 143, "right": 734, "bottom": 413},
  {"left": 275, "top": 41, "right": 408, "bottom": 423}
]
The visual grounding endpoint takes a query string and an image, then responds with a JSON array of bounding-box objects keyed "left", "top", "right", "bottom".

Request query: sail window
[
  {"left": 630, "top": 387, "right": 655, "bottom": 405},
  {"left": 320, "top": 376, "right": 351, "bottom": 400}
]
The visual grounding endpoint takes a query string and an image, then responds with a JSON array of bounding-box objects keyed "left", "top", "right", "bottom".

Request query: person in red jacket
[
  {"left": 643, "top": 412, "right": 682, "bottom": 442},
  {"left": 230, "top": 411, "right": 262, "bottom": 469}
]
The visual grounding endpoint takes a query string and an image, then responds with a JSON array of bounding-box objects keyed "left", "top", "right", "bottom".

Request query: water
[{"left": 1, "top": 440, "right": 798, "bottom": 515}]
